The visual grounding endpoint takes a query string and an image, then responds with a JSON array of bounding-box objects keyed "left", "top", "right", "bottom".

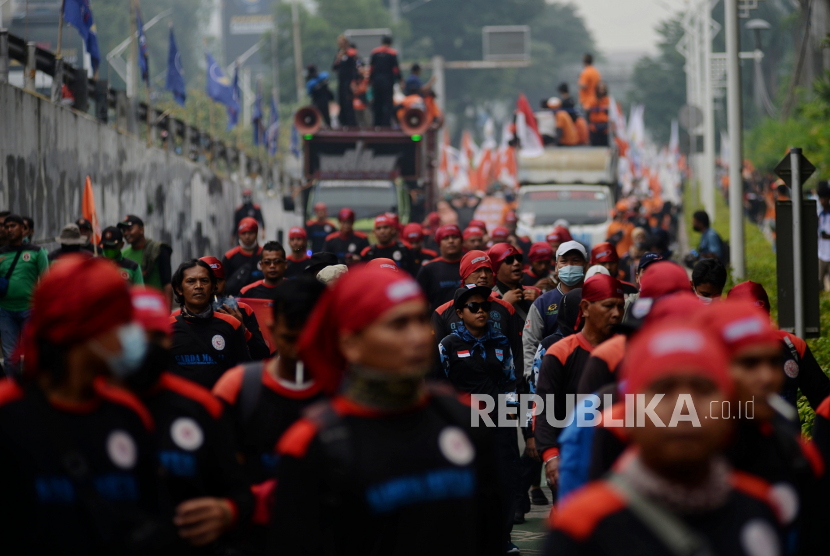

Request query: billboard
[
  {"left": 482, "top": 25, "right": 530, "bottom": 61},
  {"left": 222, "top": 0, "right": 272, "bottom": 68}
]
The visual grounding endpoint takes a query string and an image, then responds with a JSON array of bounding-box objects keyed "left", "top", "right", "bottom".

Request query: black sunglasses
[
  {"left": 504, "top": 254, "right": 523, "bottom": 265},
  {"left": 463, "top": 301, "right": 492, "bottom": 314}
]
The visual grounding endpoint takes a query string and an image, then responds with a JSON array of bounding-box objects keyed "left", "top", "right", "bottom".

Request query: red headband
[
  {"left": 528, "top": 242, "right": 553, "bottom": 262},
  {"left": 131, "top": 288, "right": 172, "bottom": 336},
  {"left": 703, "top": 300, "right": 779, "bottom": 358},
  {"left": 297, "top": 267, "right": 426, "bottom": 395},
  {"left": 460, "top": 250, "right": 492, "bottom": 279},
  {"left": 491, "top": 226, "right": 509, "bottom": 241},
  {"left": 238, "top": 217, "right": 259, "bottom": 234},
  {"left": 468, "top": 220, "right": 488, "bottom": 233},
  {"left": 403, "top": 223, "right": 424, "bottom": 241},
  {"left": 591, "top": 242, "right": 619, "bottom": 265},
  {"left": 435, "top": 224, "right": 462, "bottom": 243},
  {"left": 487, "top": 243, "right": 520, "bottom": 271},
  {"left": 463, "top": 227, "right": 484, "bottom": 240},
  {"left": 374, "top": 215, "right": 393, "bottom": 228},
  {"left": 727, "top": 281, "right": 770, "bottom": 314},
  {"left": 339, "top": 208, "right": 355, "bottom": 223},
  {"left": 289, "top": 227, "right": 307, "bottom": 239},
  {"left": 639, "top": 261, "right": 691, "bottom": 299},
  {"left": 582, "top": 274, "right": 624, "bottom": 302},
  {"left": 553, "top": 225, "right": 573, "bottom": 242},
  {"left": 199, "top": 256, "right": 225, "bottom": 279},
  {"left": 365, "top": 258, "right": 400, "bottom": 272}
]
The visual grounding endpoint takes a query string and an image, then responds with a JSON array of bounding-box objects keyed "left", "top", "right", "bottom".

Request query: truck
[{"left": 515, "top": 113, "right": 618, "bottom": 249}]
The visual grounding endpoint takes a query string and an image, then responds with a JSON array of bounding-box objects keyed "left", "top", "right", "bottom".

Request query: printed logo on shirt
[
  {"left": 212, "top": 335, "right": 226, "bottom": 351},
  {"left": 348, "top": 243, "right": 357, "bottom": 252},
  {"left": 784, "top": 360, "right": 799, "bottom": 378},
  {"left": 392, "top": 250, "right": 402, "bottom": 261},
  {"left": 457, "top": 350, "right": 470, "bottom": 358},
  {"left": 22, "top": 252, "right": 31, "bottom": 262},
  {"left": 170, "top": 417, "right": 204, "bottom": 451},
  {"left": 631, "top": 298, "right": 653, "bottom": 319},
  {"left": 107, "top": 430, "right": 138, "bottom": 470},
  {"left": 495, "top": 349, "right": 504, "bottom": 362},
  {"left": 489, "top": 311, "right": 501, "bottom": 322},
  {"left": 175, "top": 354, "right": 219, "bottom": 366},
  {"left": 438, "top": 426, "right": 476, "bottom": 466},
  {"left": 119, "top": 270, "right": 130, "bottom": 281},
  {"left": 546, "top": 303, "right": 558, "bottom": 316},
  {"left": 325, "top": 225, "right": 333, "bottom": 233}
]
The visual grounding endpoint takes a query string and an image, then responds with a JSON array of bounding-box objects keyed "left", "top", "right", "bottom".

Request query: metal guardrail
[{"left": 0, "top": 29, "right": 269, "bottom": 176}]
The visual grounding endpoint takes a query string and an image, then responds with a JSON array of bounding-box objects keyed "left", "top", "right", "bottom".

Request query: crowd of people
[{"left": 0, "top": 173, "right": 827, "bottom": 555}]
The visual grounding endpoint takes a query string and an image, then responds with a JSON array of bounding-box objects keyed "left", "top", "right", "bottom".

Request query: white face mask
[
  {"left": 239, "top": 237, "right": 257, "bottom": 250},
  {"left": 697, "top": 293, "right": 713, "bottom": 305}
]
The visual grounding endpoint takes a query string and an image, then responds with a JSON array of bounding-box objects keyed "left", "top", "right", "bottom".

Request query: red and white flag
[{"left": 515, "top": 93, "right": 543, "bottom": 158}]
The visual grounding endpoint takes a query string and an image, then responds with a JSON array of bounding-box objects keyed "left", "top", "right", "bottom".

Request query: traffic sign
[
  {"left": 678, "top": 104, "right": 703, "bottom": 131},
  {"left": 774, "top": 150, "right": 815, "bottom": 188}
]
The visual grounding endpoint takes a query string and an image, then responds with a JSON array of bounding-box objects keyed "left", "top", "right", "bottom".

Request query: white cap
[
  {"left": 556, "top": 240, "right": 588, "bottom": 260},
  {"left": 585, "top": 265, "right": 611, "bottom": 280}
]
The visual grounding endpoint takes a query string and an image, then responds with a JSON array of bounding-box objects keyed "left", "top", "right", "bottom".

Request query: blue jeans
[{"left": 0, "top": 308, "right": 30, "bottom": 377}]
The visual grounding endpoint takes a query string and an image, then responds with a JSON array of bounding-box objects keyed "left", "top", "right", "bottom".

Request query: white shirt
[{"left": 819, "top": 208, "right": 830, "bottom": 261}]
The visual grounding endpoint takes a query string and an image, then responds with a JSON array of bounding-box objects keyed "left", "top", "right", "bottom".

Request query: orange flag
[{"left": 82, "top": 176, "right": 101, "bottom": 248}]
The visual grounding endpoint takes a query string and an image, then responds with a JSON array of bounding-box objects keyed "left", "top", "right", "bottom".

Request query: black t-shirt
[
  {"left": 415, "top": 258, "right": 462, "bottom": 311},
  {"left": 239, "top": 279, "right": 282, "bottom": 300},
  {"left": 234, "top": 204, "right": 264, "bottom": 237},
  {"left": 222, "top": 246, "right": 264, "bottom": 296},
  {"left": 142, "top": 373, "right": 254, "bottom": 533},
  {"left": 333, "top": 47, "right": 358, "bottom": 87},
  {"left": 323, "top": 231, "right": 370, "bottom": 264},
  {"left": 0, "top": 378, "right": 160, "bottom": 555},
  {"left": 369, "top": 45, "right": 400, "bottom": 83},
  {"left": 270, "top": 386, "right": 504, "bottom": 556},
  {"left": 284, "top": 255, "right": 310, "bottom": 279},
  {"left": 361, "top": 241, "right": 417, "bottom": 276},
  {"left": 306, "top": 220, "right": 337, "bottom": 253},
  {"left": 169, "top": 313, "right": 251, "bottom": 388},
  {"left": 412, "top": 248, "right": 438, "bottom": 269}
]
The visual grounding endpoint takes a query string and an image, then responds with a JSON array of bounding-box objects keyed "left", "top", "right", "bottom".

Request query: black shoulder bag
[{"left": 0, "top": 249, "right": 23, "bottom": 298}]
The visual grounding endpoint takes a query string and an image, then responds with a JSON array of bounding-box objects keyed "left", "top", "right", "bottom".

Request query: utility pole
[
  {"left": 390, "top": 0, "right": 401, "bottom": 24},
  {"left": 127, "top": 0, "right": 138, "bottom": 134},
  {"left": 291, "top": 0, "right": 304, "bottom": 104},
  {"left": 725, "top": 0, "right": 745, "bottom": 279},
  {"left": 271, "top": 8, "right": 280, "bottom": 107},
  {"left": 702, "top": 0, "right": 716, "bottom": 221}
]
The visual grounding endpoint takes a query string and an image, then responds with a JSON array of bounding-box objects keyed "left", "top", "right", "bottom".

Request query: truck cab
[{"left": 306, "top": 179, "right": 410, "bottom": 235}]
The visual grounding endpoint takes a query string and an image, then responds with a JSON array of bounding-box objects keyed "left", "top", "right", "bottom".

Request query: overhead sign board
[
  {"left": 483, "top": 26, "right": 530, "bottom": 61},
  {"left": 223, "top": 0, "right": 272, "bottom": 67}
]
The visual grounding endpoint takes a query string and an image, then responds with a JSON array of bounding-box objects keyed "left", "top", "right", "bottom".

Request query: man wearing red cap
[
  {"left": 590, "top": 241, "right": 620, "bottom": 279},
  {"left": 214, "top": 277, "right": 327, "bottom": 552},
  {"left": 234, "top": 188, "right": 264, "bottom": 245},
  {"left": 535, "top": 274, "right": 624, "bottom": 491},
  {"left": 416, "top": 224, "right": 464, "bottom": 310},
  {"left": 491, "top": 226, "right": 510, "bottom": 245},
  {"left": 223, "top": 217, "right": 264, "bottom": 296},
  {"left": 305, "top": 202, "right": 337, "bottom": 253},
  {"left": 271, "top": 267, "right": 503, "bottom": 554},
  {"left": 0, "top": 256, "right": 167, "bottom": 553},
  {"left": 285, "top": 227, "right": 310, "bottom": 280},
  {"left": 323, "top": 208, "right": 370, "bottom": 264},
  {"left": 361, "top": 214, "right": 417, "bottom": 275},
  {"left": 170, "top": 259, "right": 251, "bottom": 388},
  {"left": 422, "top": 211, "right": 442, "bottom": 251},
  {"left": 240, "top": 242, "right": 287, "bottom": 300},
  {"left": 545, "top": 229, "right": 564, "bottom": 255},
  {"left": 727, "top": 280, "right": 830, "bottom": 410},
  {"left": 128, "top": 288, "right": 255, "bottom": 550},
  {"left": 548, "top": 322, "right": 784, "bottom": 555},
  {"left": 522, "top": 242, "right": 555, "bottom": 291},
  {"left": 463, "top": 226, "right": 486, "bottom": 253},
  {"left": 402, "top": 222, "right": 437, "bottom": 267},
  {"left": 489, "top": 243, "right": 541, "bottom": 326},
  {"left": 504, "top": 211, "right": 531, "bottom": 254}
]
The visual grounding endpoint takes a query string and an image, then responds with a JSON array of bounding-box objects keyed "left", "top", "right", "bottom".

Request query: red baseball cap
[
  {"left": 365, "top": 258, "right": 400, "bottom": 272},
  {"left": 639, "top": 262, "right": 691, "bottom": 299},
  {"left": 338, "top": 208, "right": 355, "bottom": 222},
  {"left": 702, "top": 300, "right": 779, "bottom": 358},
  {"left": 727, "top": 281, "right": 771, "bottom": 314},
  {"left": 491, "top": 226, "right": 509, "bottom": 242},
  {"left": 460, "top": 250, "right": 493, "bottom": 280},
  {"left": 238, "top": 217, "right": 259, "bottom": 234},
  {"left": 505, "top": 211, "right": 518, "bottom": 224},
  {"left": 384, "top": 213, "right": 400, "bottom": 227},
  {"left": 314, "top": 202, "right": 327, "bottom": 212},
  {"left": 463, "top": 227, "right": 484, "bottom": 240},
  {"left": 426, "top": 212, "right": 441, "bottom": 228},
  {"left": 554, "top": 225, "right": 573, "bottom": 242},
  {"left": 199, "top": 256, "right": 225, "bottom": 279},
  {"left": 469, "top": 219, "right": 488, "bottom": 233},
  {"left": 374, "top": 214, "right": 394, "bottom": 229},
  {"left": 403, "top": 223, "right": 424, "bottom": 242},
  {"left": 528, "top": 242, "right": 553, "bottom": 262},
  {"left": 620, "top": 322, "right": 732, "bottom": 396},
  {"left": 242, "top": 188, "right": 253, "bottom": 196},
  {"left": 546, "top": 230, "right": 563, "bottom": 244},
  {"left": 131, "top": 288, "right": 173, "bottom": 335},
  {"left": 582, "top": 274, "right": 624, "bottom": 302},
  {"left": 289, "top": 227, "right": 307, "bottom": 239},
  {"left": 435, "top": 224, "right": 462, "bottom": 243},
  {"left": 591, "top": 242, "right": 619, "bottom": 265},
  {"left": 487, "top": 243, "right": 521, "bottom": 271}
]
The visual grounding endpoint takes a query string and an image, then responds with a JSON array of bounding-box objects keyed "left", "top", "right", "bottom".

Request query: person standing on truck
[
  {"left": 546, "top": 98, "right": 579, "bottom": 146},
  {"left": 578, "top": 53, "right": 601, "bottom": 110},
  {"left": 416, "top": 224, "right": 463, "bottom": 311},
  {"left": 332, "top": 35, "right": 358, "bottom": 127},
  {"left": 361, "top": 214, "right": 417, "bottom": 275},
  {"left": 323, "top": 208, "right": 369, "bottom": 264},
  {"left": 306, "top": 202, "right": 337, "bottom": 254},
  {"left": 557, "top": 83, "right": 578, "bottom": 122},
  {"left": 587, "top": 81, "right": 610, "bottom": 146},
  {"left": 305, "top": 65, "right": 334, "bottom": 128},
  {"left": 369, "top": 36, "right": 401, "bottom": 127}
]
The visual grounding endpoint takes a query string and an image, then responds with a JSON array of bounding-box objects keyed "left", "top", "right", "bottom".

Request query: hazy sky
[{"left": 574, "top": 0, "right": 686, "bottom": 54}]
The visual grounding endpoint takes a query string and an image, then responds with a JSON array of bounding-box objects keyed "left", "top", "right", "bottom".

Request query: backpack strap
[
  {"left": 238, "top": 361, "right": 266, "bottom": 425},
  {"left": 782, "top": 334, "right": 800, "bottom": 364}
]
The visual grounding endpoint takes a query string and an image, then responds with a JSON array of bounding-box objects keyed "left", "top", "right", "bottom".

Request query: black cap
[
  {"left": 117, "top": 214, "right": 144, "bottom": 228},
  {"left": 818, "top": 180, "right": 830, "bottom": 198},
  {"left": 75, "top": 217, "right": 93, "bottom": 231},
  {"left": 100, "top": 226, "right": 123, "bottom": 247},
  {"left": 638, "top": 252, "right": 664, "bottom": 272},
  {"left": 452, "top": 285, "right": 493, "bottom": 310},
  {"left": 303, "top": 252, "right": 339, "bottom": 276}
]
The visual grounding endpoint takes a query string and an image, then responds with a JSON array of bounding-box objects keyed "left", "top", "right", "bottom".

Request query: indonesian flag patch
[{"left": 457, "top": 350, "right": 471, "bottom": 358}]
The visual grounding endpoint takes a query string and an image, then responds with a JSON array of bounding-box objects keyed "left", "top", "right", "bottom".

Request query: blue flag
[
  {"left": 205, "top": 52, "right": 240, "bottom": 124},
  {"left": 63, "top": 0, "right": 100, "bottom": 72},
  {"left": 290, "top": 123, "right": 300, "bottom": 158},
  {"left": 252, "top": 84, "right": 264, "bottom": 146},
  {"left": 136, "top": 8, "right": 149, "bottom": 84},
  {"left": 226, "top": 64, "right": 241, "bottom": 131},
  {"left": 165, "top": 28, "right": 186, "bottom": 106},
  {"left": 267, "top": 95, "right": 280, "bottom": 156}
]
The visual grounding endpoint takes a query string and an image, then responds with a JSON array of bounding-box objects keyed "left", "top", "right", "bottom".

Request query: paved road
[{"left": 512, "top": 488, "right": 553, "bottom": 554}]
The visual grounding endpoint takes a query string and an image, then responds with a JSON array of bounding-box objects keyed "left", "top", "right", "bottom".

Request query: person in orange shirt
[
  {"left": 606, "top": 205, "right": 634, "bottom": 258},
  {"left": 547, "top": 98, "right": 579, "bottom": 146},
  {"left": 578, "top": 53, "right": 601, "bottom": 109},
  {"left": 587, "top": 81, "right": 610, "bottom": 146}
]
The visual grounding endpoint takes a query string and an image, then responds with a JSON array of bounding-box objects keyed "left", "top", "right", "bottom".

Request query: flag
[
  {"left": 668, "top": 119, "right": 679, "bottom": 157},
  {"left": 81, "top": 176, "right": 101, "bottom": 248},
  {"left": 63, "top": 0, "right": 100, "bottom": 72},
  {"left": 252, "top": 84, "right": 264, "bottom": 146},
  {"left": 515, "top": 94, "right": 544, "bottom": 158},
  {"left": 136, "top": 7, "right": 149, "bottom": 84},
  {"left": 290, "top": 124, "right": 300, "bottom": 158},
  {"left": 226, "top": 64, "right": 241, "bottom": 131},
  {"left": 267, "top": 95, "right": 280, "bottom": 156},
  {"left": 165, "top": 28, "right": 186, "bottom": 106},
  {"left": 205, "top": 51, "right": 240, "bottom": 124}
]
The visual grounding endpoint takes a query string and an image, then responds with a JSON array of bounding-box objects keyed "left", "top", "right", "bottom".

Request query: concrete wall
[{"left": 0, "top": 82, "right": 300, "bottom": 267}]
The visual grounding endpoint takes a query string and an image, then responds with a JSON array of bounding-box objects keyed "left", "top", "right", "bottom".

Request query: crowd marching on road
[{"left": 2, "top": 20, "right": 830, "bottom": 553}]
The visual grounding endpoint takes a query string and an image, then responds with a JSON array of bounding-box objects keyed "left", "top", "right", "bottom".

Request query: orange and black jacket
[
  {"left": 776, "top": 330, "right": 830, "bottom": 409},
  {"left": 222, "top": 245, "right": 264, "bottom": 294},
  {"left": 415, "top": 257, "right": 462, "bottom": 311},
  {"left": 170, "top": 312, "right": 251, "bottom": 388},
  {"left": 323, "top": 230, "right": 370, "bottom": 264},
  {"left": 369, "top": 45, "right": 400, "bottom": 82},
  {"left": 361, "top": 241, "right": 417, "bottom": 276},
  {"left": 577, "top": 335, "right": 626, "bottom": 396},
  {"left": 285, "top": 254, "right": 310, "bottom": 280},
  {"left": 269, "top": 384, "right": 503, "bottom": 555},
  {"left": 173, "top": 303, "right": 270, "bottom": 362},
  {"left": 535, "top": 333, "right": 594, "bottom": 461},
  {"left": 412, "top": 247, "right": 438, "bottom": 268},
  {"left": 547, "top": 468, "right": 784, "bottom": 555}
]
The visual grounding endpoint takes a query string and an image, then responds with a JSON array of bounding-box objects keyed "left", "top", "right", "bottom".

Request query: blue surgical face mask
[
  {"left": 91, "top": 323, "right": 149, "bottom": 378},
  {"left": 558, "top": 265, "right": 584, "bottom": 287}
]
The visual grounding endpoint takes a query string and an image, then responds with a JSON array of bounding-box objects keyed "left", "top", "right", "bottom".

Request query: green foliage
[{"left": 684, "top": 186, "right": 830, "bottom": 436}]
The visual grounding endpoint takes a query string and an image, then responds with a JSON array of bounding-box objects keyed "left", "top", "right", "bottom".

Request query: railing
[{"left": 0, "top": 29, "right": 271, "bottom": 177}]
